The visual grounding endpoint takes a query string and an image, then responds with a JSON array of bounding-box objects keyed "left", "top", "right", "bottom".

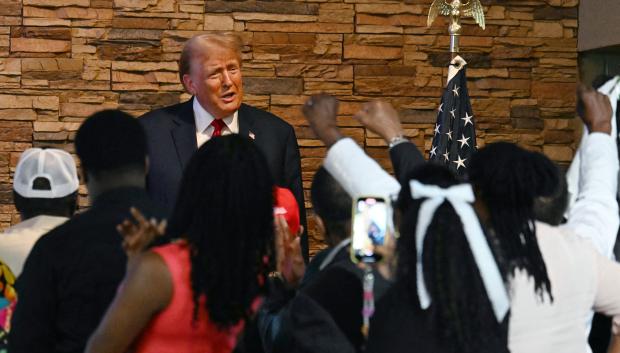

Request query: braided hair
[
  {"left": 396, "top": 164, "right": 509, "bottom": 353},
  {"left": 167, "top": 135, "right": 275, "bottom": 328},
  {"left": 469, "top": 142, "right": 556, "bottom": 300}
]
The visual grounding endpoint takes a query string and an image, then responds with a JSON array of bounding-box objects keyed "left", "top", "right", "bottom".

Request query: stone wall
[{"left": 0, "top": 0, "right": 579, "bottom": 255}]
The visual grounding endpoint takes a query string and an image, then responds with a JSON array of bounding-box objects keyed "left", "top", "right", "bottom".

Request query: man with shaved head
[{"left": 140, "top": 33, "right": 308, "bottom": 258}]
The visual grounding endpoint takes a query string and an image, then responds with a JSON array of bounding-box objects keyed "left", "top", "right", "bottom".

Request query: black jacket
[
  {"left": 260, "top": 245, "right": 391, "bottom": 353},
  {"left": 9, "top": 187, "right": 164, "bottom": 353},
  {"left": 139, "top": 99, "right": 307, "bottom": 258},
  {"left": 389, "top": 141, "right": 426, "bottom": 185}
]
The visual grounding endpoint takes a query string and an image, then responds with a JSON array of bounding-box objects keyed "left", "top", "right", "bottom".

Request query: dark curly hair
[
  {"left": 469, "top": 142, "right": 556, "bottom": 301},
  {"left": 396, "top": 163, "right": 509, "bottom": 353},
  {"left": 166, "top": 135, "right": 275, "bottom": 328}
]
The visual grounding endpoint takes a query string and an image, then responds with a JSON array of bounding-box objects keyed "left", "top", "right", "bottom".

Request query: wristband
[{"left": 388, "top": 135, "right": 408, "bottom": 149}]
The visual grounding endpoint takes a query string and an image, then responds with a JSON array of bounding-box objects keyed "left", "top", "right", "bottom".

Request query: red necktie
[{"left": 210, "top": 119, "right": 226, "bottom": 138}]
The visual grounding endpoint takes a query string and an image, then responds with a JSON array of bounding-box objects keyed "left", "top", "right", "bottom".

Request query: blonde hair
[{"left": 178, "top": 33, "right": 243, "bottom": 84}]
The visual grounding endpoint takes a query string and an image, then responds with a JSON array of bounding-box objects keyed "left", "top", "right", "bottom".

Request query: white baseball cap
[{"left": 13, "top": 148, "right": 79, "bottom": 199}]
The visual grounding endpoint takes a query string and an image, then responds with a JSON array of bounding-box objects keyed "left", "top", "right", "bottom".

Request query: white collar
[{"left": 193, "top": 98, "right": 237, "bottom": 133}]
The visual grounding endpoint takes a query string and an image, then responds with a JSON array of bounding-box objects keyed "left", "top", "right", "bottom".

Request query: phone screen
[{"left": 351, "top": 196, "right": 388, "bottom": 263}]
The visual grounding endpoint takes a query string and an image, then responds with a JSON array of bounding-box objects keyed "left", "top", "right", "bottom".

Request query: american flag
[{"left": 429, "top": 62, "right": 476, "bottom": 177}]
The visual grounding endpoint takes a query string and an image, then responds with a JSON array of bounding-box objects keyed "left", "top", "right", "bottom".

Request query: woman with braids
[
  {"left": 85, "top": 135, "right": 275, "bottom": 353},
  {"left": 468, "top": 142, "right": 593, "bottom": 353},
  {"left": 469, "top": 85, "right": 620, "bottom": 353},
  {"left": 365, "top": 163, "right": 510, "bottom": 353}
]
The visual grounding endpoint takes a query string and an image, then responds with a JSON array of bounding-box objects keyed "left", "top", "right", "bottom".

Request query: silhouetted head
[
  {"left": 75, "top": 109, "right": 147, "bottom": 199},
  {"left": 311, "top": 167, "right": 352, "bottom": 247}
]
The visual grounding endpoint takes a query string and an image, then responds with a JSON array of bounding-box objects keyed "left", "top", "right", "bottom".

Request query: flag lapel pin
[{"left": 249, "top": 131, "right": 256, "bottom": 140}]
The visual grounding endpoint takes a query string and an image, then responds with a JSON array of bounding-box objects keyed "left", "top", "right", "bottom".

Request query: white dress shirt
[
  {"left": 322, "top": 135, "right": 620, "bottom": 353},
  {"left": 0, "top": 215, "right": 68, "bottom": 277},
  {"left": 563, "top": 132, "right": 619, "bottom": 259},
  {"left": 193, "top": 98, "right": 239, "bottom": 147},
  {"left": 566, "top": 77, "right": 620, "bottom": 258}
]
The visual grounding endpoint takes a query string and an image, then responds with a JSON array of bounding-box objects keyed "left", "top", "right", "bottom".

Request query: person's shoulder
[
  {"left": 303, "top": 262, "right": 361, "bottom": 299},
  {"left": 150, "top": 240, "right": 188, "bottom": 260},
  {"left": 34, "top": 212, "right": 86, "bottom": 244},
  {"left": 240, "top": 104, "right": 294, "bottom": 133},
  {"left": 538, "top": 221, "right": 601, "bottom": 268},
  {"left": 539, "top": 221, "right": 585, "bottom": 250},
  {"left": 25, "top": 216, "right": 78, "bottom": 259},
  {"left": 138, "top": 100, "right": 191, "bottom": 127}
]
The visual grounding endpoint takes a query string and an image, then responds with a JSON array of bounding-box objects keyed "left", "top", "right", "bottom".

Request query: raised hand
[
  {"left": 301, "top": 94, "right": 343, "bottom": 148},
  {"left": 274, "top": 216, "right": 305, "bottom": 287},
  {"left": 354, "top": 100, "right": 405, "bottom": 143},
  {"left": 578, "top": 84, "right": 612, "bottom": 135},
  {"left": 117, "top": 207, "right": 166, "bottom": 259}
]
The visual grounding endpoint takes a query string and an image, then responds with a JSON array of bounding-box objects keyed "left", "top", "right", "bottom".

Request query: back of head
[
  {"left": 310, "top": 167, "right": 352, "bottom": 247},
  {"left": 533, "top": 167, "right": 568, "bottom": 225},
  {"left": 469, "top": 142, "right": 555, "bottom": 299},
  {"left": 13, "top": 148, "right": 79, "bottom": 219},
  {"left": 168, "top": 134, "right": 274, "bottom": 328},
  {"left": 396, "top": 164, "right": 508, "bottom": 353},
  {"left": 75, "top": 109, "right": 147, "bottom": 180},
  {"left": 178, "top": 33, "right": 243, "bottom": 85}
]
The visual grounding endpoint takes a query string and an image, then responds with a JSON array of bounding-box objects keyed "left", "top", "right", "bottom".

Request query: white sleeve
[
  {"left": 323, "top": 138, "right": 401, "bottom": 198},
  {"left": 562, "top": 132, "right": 620, "bottom": 258}
]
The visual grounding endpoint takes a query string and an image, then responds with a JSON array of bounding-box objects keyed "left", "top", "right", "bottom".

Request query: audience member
[
  {"left": 366, "top": 163, "right": 509, "bottom": 353},
  {"left": 0, "top": 148, "right": 78, "bottom": 277},
  {"left": 86, "top": 135, "right": 274, "bottom": 353},
  {"left": 475, "top": 86, "right": 620, "bottom": 353},
  {"left": 9, "top": 110, "right": 163, "bottom": 353},
  {"left": 139, "top": 32, "right": 308, "bottom": 259}
]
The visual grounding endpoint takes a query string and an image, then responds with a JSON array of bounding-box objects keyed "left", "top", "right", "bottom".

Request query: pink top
[{"left": 134, "top": 242, "right": 244, "bottom": 353}]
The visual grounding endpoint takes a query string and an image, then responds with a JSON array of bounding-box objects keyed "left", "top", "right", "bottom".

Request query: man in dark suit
[{"left": 139, "top": 33, "right": 307, "bottom": 258}]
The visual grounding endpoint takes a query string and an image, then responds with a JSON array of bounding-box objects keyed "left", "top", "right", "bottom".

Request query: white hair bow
[{"left": 410, "top": 180, "right": 510, "bottom": 322}]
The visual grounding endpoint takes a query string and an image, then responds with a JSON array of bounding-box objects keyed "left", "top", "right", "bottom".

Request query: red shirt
[{"left": 134, "top": 242, "right": 244, "bottom": 353}]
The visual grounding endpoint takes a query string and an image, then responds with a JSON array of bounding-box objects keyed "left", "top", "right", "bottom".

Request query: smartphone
[{"left": 350, "top": 196, "right": 390, "bottom": 264}]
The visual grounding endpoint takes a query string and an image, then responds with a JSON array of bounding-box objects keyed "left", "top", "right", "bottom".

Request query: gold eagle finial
[
  {"left": 427, "top": 0, "right": 486, "bottom": 53},
  {"left": 428, "top": 0, "right": 485, "bottom": 30}
]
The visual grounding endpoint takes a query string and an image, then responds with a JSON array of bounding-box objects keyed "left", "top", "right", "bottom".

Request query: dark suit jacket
[
  {"left": 389, "top": 142, "right": 426, "bottom": 185},
  {"left": 139, "top": 98, "right": 307, "bottom": 257}
]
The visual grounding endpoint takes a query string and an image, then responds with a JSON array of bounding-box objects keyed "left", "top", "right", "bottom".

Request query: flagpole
[{"left": 426, "top": 0, "right": 484, "bottom": 175}]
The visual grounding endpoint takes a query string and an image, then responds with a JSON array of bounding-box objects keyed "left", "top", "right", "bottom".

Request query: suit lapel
[
  {"left": 238, "top": 104, "right": 256, "bottom": 141},
  {"left": 171, "top": 98, "right": 198, "bottom": 170}
]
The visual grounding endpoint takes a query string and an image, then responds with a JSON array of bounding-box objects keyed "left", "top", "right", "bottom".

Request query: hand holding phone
[{"left": 351, "top": 196, "right": 392, "bottom": 264}]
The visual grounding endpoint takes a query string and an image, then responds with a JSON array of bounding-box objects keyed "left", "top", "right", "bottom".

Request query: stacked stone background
[{"left": 0, "top": 0, "right": 580, "bottom": 255}]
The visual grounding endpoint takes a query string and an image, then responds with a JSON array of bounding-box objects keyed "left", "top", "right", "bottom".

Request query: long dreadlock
[
  {"left": 469, "top": 142, "right": 556, "bottom": 301},
  {"left": 166, "top": 135, "right": 275, "bottom": 328}
]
